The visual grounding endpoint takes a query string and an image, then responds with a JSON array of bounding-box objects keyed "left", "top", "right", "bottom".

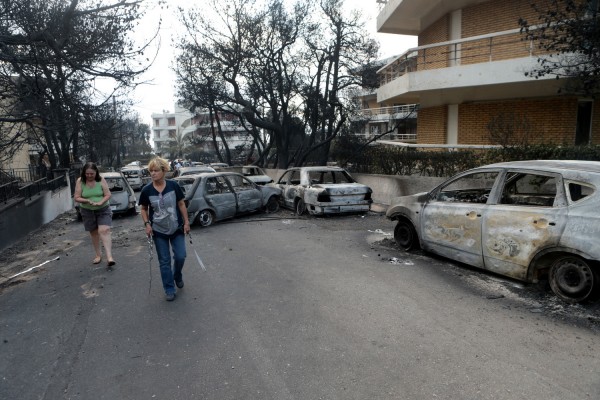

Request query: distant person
[
  {"left": 73, "top": 162, "right": 116, "bottom": 269},
  {"left": 40, "top": 154, "right": 51, "bottom": 179},
  {"left": 139, "top": 157, "right": 191, "bottom": 301},
  {"left": 174, "top": 160, "right": 182, "bottom": 170}
]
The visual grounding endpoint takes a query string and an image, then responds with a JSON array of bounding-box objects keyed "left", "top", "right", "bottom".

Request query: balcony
[
  {"left": 359, "top": 131, "right": 417, "bottom": 143},
  {"left": 376, "top": 27, "right": 564, "bottom": 106},
  {"left": 354, "top": 104, "right": 418, "bottom": 122}
]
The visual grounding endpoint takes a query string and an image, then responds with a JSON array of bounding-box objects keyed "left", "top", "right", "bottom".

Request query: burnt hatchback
[
  {"left": 174, "top": 172, "right": 281, "bottom": 227},
  {"left": 386, "top": 160, "right": 600, "bottom": 303}
]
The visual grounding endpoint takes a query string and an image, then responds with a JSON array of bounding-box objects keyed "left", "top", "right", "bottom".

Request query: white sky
[{"left": 129, "top": 0, "right": 417, "bottom": 125}]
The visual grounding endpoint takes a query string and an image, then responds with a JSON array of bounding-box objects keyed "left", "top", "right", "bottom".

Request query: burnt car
[
  {"left": 75, "top": 172, "right": 137, "bottom": 220},
  {"left": 172, "top": 166, "right": 216, "bottom": 178},
  {"left": 121, "top": 166, "right": 150, "bottom": 190},
  {"left": 386, "top": 160, "right": 600, "bottom": 303},
  {"left": 272, "top": 166, "right": 372, "bottom": 215},
  {"left": 174, "top": 172, "right": 281, "bottom": 226},
  {"left": 242, "top": 165, "right": 273, "bottom": 185},
  {"left": 209, "top": 163, "right": 230, "bottom": 170}
]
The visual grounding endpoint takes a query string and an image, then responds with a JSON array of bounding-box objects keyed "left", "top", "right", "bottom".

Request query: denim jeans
[{"left": 153, "top": 231, "right": 186, "bottom": 295}]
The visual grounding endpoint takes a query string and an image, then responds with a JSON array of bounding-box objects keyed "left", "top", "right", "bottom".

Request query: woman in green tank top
[{"left": 73, "top": 162, "right": 116, "bottom": 269}]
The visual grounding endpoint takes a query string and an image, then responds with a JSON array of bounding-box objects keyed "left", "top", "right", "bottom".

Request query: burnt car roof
[
  {"left": 285, "top": 166, "right": 346, "bottom": 171},
  {"left": 101, "top": 172, "right": 126, "bottom": 178},
  {"left": 178, "top": 166, "right": 216, "bottom": 172},
  {"left": 173, "top": 171, "right": 246, "bottom": 180},
  {"left": 476, "top": 160, "right": 600, "bottom": 174}
]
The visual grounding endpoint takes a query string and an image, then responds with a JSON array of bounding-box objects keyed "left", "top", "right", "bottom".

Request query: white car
[
  {"left": 386, "top": 160, "right": 600, "bottom": 303},
  {"left": 120, "top": 166, "right": 150, "bottom": 190},
  {"left": 272, "top": 166, "right": 373, "bottom": 215},
  {"left": 172, "top": 166, "right": 216, "bottom": 178},
  {"left": 242, "top": 166, "right": 273, "bottom": 185}
]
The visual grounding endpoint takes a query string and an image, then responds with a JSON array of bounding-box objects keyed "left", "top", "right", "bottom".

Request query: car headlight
[{"left": 317, "top": 192, "right": 331, "bottom": 202}]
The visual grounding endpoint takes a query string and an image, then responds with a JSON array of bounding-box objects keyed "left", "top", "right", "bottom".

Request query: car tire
[
  {"left": 394, "top": 219, "right": 418, "bottom": 251},
  {"left": 196, "top": 209, "right": 214, "bottom": 227},
  {"left": 549, "top": 256, "right": 598, "bottom": 303},
  {"left": 265, "top": 196, "right": 279, "bottom": 213},
  {"left": 295, "top": 198, "right": 306, "bottom": 216}
]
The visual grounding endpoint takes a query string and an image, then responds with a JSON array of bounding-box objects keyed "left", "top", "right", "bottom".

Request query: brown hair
[{"left": 80, "top": 162, "right": 101, "bottom": 182}]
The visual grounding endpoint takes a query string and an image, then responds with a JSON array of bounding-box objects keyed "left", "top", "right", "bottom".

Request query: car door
[
  {"left": 421, "top": 171, "right": 501, "bottom": 268},
  {"left": 202, "top": 176, "right": 237, "bottom": 220},
  {"left": 482, "top": 170, "right": 567, "bottom": 281},
  {"left": 276, "top": 170, "right": 300, "bottom": 209},
  {"left": 225, "top": 174, "right": 262, "bottom": 212}
]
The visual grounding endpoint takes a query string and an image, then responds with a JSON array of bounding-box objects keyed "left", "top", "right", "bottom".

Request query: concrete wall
[
  {"left": 265, "top": 169, "right": 447, "bottom": 206},
  {"left": 0, "top": 174, "right": 73, "bottom": 252},
  {"left": 352, "top": 173, "right": 446, "bottom": 205}
]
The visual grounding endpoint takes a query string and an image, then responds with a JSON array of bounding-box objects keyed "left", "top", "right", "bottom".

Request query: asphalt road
[{"left": 1, "top": 207, "right": 599, "bottom": 400}]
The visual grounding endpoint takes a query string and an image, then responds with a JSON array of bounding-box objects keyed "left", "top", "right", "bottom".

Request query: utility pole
[{"left": 113, "top": 96, "right": 121, "bottom": 168}]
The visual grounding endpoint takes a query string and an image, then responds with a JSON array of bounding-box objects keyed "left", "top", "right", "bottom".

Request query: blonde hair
[{"left": 147, "top": 157, "right": 171, "bottom": 172}]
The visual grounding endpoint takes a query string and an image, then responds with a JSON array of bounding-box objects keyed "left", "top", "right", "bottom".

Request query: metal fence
[
  {"left": 0, "top": 168, "right": 73, "bottom": 205},
  {"left": 1, "top": 166, "right": 50, "bottom": 183}
]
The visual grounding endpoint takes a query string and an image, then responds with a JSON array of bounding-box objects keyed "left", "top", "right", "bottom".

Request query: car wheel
[
  {"left": 265, "top": 196, "right": 279, "bottom": 213},
  {"left": 394, "top": 220, "right": 418, "bottom": 251},
  {"left": 295, "top": 198, "right": 306, "bottom": 216},
  {"left": 196, "top": 210, "right": 214, "bottom": 227},
  {"left": 549, "top": 256, "right": 598, "bottom": 303}
]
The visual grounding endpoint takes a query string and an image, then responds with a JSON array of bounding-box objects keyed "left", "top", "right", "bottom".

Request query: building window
[
  {"left": 154, "top": 119, "right": 160, "bottom": 127},
  {"left": 168, "top": 117, "right": 176, "bottom": 126},
  {"left": 154, "top": 130, "right": 160, "bottom": 139},
  {"left": 169, "top": 130, "right": 176, "bottom": 138}
]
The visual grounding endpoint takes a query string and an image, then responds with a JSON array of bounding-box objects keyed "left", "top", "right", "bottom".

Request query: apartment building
[
  {"left": 353, "top": 55, "right": 418, "bottom": 143},
  {"left": 151, "top": 104, "right": 251, "bottom": 161},
  {"left": 376, "top": 0, "right": 599, "bottom": 147},
  {"left": 151, "top": 108, "right": 182, "bottom": 157}
]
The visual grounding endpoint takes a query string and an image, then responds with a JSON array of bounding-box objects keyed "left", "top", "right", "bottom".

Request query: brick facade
[
  {"left": 418, "top": 15, "right": 449, "bottom": 71},
  {"left": 457, "top": 99, "right": 579, "bottom": 145},
  {"left": 462, "top": 0, "right": 547, "bottom": 63},
  {"left": 415, "top": 1, "right": 595, "bottom": 146},
  {"left": 416, "top": 98, "right": 595, "bottom": 146},
  {"left": 416, "top": 106, "right": 447, "bottom": 144},
  {"left": 378, "top": 0, "right": 596, "bottom": 147},
  {"left": 462, "top": 0, "right": 536, "bottom": 37}
]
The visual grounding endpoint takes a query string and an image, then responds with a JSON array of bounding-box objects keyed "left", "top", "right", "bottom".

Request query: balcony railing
[
  {"left": 358, "top": 132, "right": 417, "bottom": 142},
  {"left": 378, "top": 27, "right": 547, "bottom": 86},
  {"left": 355, "top": 104, "right": 418, "bottom": 121}
]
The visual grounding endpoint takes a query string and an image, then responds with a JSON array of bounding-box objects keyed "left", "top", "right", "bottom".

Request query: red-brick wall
[
  {"left": 462, "top": 0, "right": 537, "bottom": 37},
  {"left": 457, "top": 99, "right": 579, "bottom": 145},
  {"left": 417, "top": 106, "right": 447, "bottom": 143},
  {"left": 418, "top": 15, "right": 449, "bottom": 71},
  {"left": 415, "top": 99, "right": 596, "bottom": 145}
]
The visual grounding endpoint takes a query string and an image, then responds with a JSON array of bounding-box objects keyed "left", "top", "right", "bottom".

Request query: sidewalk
[{"left": 371, "top": 202, "right": 388, "bottom": 214}]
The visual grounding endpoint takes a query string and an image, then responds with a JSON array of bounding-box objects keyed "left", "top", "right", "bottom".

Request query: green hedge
[{"left": 343, "top": 144, "right": 600, "bottom": 177}]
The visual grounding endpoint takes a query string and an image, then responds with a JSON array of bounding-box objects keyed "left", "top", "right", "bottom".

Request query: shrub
[{"left": 341, "top": 144, "right": 600, "bottom": 177}]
